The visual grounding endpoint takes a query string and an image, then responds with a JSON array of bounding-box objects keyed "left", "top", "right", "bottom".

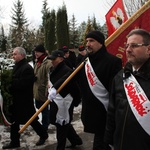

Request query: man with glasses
[{"left": 104, "top": 29, "right": 150, "bottom": 150}]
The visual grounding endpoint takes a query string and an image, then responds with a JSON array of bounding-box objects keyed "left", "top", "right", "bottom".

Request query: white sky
[{"left": 0, "top": 0, "right": 115, "bottom": 32}]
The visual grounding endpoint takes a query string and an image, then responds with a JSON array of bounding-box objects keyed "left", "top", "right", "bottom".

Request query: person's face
[
  {"left": 51, "top": 57, "right": 64, "bottom": 67},
  {"left": 86, "top": 38, "right": 102, "bottom": 54},
  {"left": 125, "top": 34, "right": 150, "bottom": 69},
  {"left": 64, "top": 51, "right": 69, "bottom": 58},
  {"left": 34, "top": 51, "right": 44, "bottom": 59},
  {"left": 80, "top": 49, "right": 87, "bottom": 56},
  {"left": 12, "top": 48, "right": 24, "bottom": 63}
]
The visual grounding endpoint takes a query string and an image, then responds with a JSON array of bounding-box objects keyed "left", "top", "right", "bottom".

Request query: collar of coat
[
  {"left": 36, "top": 54, "right": 47, "bottom": 67},
  {"left": 88, "top": 46, "right": 107, "bottom": 61},
  {"left": 124, "top": 58, "right": 150, "bottom": 80},
  {"left": 13, "top": 58, "right": 27, "bottom": 72}
]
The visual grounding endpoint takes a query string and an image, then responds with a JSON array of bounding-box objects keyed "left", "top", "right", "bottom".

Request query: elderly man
[{"left": 2, "top": 47, "right": 48, "bottom": 149}]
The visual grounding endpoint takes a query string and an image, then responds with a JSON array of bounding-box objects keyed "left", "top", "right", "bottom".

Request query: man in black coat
[
  {"left": 104, "top": 29, "right": 150, "bottom": 150},
  {"left": 59, "top": 46, "right": 75, "bottom": 69},
  {"left": 76, "top": 45, "right": 87, "bottom": 66},
  {"left": 2, "top": 47, "right": 48, "bottom": 149},
  {"left": 48, "top": 50, "right": 82, "bottom": 150},
  {"left": 77, "top": 31, "right": 122, "bottom": 150}
]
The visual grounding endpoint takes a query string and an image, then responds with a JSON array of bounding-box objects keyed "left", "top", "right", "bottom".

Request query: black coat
[
  {"left": 76, "top": 53, "right": 84, "bottom": 66},
  {"left": 10, "top": 59, "right": 37, "bottom": 124},
  {"left": 78, "top": 47, "right": 122, "bottom": 134},
  {"left": 49, "top": 61, "right": 81, "bottom": 125},
  {"left": 68, "top": 50, "right": 76, "bottom": 68},
  {"left": 104, "top": 59, "right": 150, "bottom": 150}
]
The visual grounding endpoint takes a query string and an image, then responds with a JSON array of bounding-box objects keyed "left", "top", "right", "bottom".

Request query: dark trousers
[
  {"left": 10, "top": 120, "right": 47, "bottom": 144},
  {"left": 35, "top": 100, "right": 50, "bottom": 130},
  {"left": 56, "top": 123, "right": 82, "bottom": 150},
  {"left": 93, "top": 133, "right": 111, "bottom": 150},
  {"left": 67, "top": 124, "right": 82, "bottom": 145}
]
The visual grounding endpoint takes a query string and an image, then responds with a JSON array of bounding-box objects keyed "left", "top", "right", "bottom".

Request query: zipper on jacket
[{"left": 119, "top": 105, "right": 129, "bottom": 150}]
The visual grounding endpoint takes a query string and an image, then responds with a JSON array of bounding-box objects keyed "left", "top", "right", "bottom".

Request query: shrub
[{"left": 0, "top": 69, "right": 13, "bottom": 125}]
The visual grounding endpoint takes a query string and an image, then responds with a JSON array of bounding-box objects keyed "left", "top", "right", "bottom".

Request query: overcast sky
[{"left": 0, "top": 0, "right": 114, "bottom": 32}]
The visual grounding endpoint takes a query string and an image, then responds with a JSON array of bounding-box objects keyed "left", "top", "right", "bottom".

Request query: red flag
[
  {"left": 105, "top": 0, "right": 128, "bottom": 36},
  {"left": 106, "top": 1, "right": 150, "bottom": 66}
]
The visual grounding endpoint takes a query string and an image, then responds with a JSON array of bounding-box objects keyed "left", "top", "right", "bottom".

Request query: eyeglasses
[{"left": 124, "top": 43, "right": 149, "bottom": 49}]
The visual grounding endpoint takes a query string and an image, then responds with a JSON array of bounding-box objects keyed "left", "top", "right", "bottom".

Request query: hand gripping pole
[{"left": 19, "top": 58, "right": 87, "bottom": 133}]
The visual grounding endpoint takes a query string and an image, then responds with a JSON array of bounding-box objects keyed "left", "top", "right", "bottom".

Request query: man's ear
[{"left": 147, "top": 45, "right": 150, "bottom": 55}]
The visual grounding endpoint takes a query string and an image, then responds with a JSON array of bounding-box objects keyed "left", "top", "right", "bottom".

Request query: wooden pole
[{"left": 19, "top": 58, "right": 87, "bottom": 133}]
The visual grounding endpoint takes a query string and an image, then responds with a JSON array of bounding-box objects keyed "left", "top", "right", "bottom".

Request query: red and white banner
[
  {"left": 0, "top": 92, "right": 12, "bottom": 126},
  {"left": 106, "top": 1, "right": 150, "bottom": 66},
  {"left": 105, "top": 0, "right": 128, "bottom": 36}
]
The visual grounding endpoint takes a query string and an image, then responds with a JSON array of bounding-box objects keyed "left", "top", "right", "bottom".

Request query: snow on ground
[{"left": 0, "top": 104, "right": 84, "bottom": 149}]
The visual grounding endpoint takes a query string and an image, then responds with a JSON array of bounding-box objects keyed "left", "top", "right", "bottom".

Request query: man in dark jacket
[
  {"left": 77, "top": 31, "right": 122, "bottom": 150},
  {"left": 104, "top": 29, "right": 150, "bottom": 150},
  {"left": 76, "top": 45, "right": 87, "bottom": 66},
  {"left": 59, "top": 46, "right": 75, "bottom": 69},
  {"left": 2, "top": 47, "right": 48, "bottom": 149},
  {"left": 48, "top": 50, "right": 82, "bottom": 150}
]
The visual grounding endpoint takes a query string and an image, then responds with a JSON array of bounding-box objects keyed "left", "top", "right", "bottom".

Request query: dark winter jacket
[
  {"left": 10, "top": 58, "right": 38, "bottom": 124},
  {"left": 78, "top": 46, "right": 122, "bottom": 134},
  {"left": 68, "top": 50, "right": 77, "bottom": 68},
  {"left": 49, "top": 61, "right": 81, "bottom": 125},
  {"left": 76, "top": 53, "right": 85, "bottom": 66},
  {"left": 104, "top": 59, "right": 150, "bottom": 150}
]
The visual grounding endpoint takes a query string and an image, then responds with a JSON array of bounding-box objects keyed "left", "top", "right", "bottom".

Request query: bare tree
[
  {"left": 104, "top": 0, "right": 147, "bottom": 18},
  {"left": 124, "top": 0, "right": 148, "bottom": 17}
]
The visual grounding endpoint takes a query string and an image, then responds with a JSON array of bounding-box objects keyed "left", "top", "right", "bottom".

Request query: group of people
[{"left": 2, "top": 28, "right": 150, "bottom": 150}]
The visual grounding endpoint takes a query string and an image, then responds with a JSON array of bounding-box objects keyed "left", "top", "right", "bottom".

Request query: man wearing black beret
[
  {"left": 59, "top": 46, "right": 75, "bottom": 69},
  {"left": 77, "top": 30, "right": 122, "bottom": 150},
  {"left": 76, "top": 45, "right": 87, "bottom": 66}
]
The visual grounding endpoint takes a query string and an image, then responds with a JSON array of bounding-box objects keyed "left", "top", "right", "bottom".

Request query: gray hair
[{"left": 15, "top": 47, "right": 27, "bottom": 58}]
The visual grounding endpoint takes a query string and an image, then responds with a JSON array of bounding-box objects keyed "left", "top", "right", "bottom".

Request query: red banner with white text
[{"left": 105, "top": 0, "right": 128, "bottom": 36}]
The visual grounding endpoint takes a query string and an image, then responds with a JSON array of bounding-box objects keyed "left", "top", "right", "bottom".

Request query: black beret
[
  {"left": 86, "top": 31, "right": 105, "bottom": 45},
  {"left": 78, "top": 46, "right": 85, "bottom": 51},
  {"left": 34, "top": 44, "right": 46, "bottom": 53}
]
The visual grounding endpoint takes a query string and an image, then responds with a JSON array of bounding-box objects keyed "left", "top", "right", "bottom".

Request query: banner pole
[
  {"left": 19, "top": 58, "right": 87, "bottom": 133},
  {"left": 105, "top": 0, "right": 150, "bottom": 46}
]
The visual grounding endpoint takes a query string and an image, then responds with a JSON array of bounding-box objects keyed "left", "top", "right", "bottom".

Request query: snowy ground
[
  {"left": 0, "top": 104, "right": 94, "bottom": 150},
  {"left": 0, "top": 61, "right": 95, "bottom": 149}
]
